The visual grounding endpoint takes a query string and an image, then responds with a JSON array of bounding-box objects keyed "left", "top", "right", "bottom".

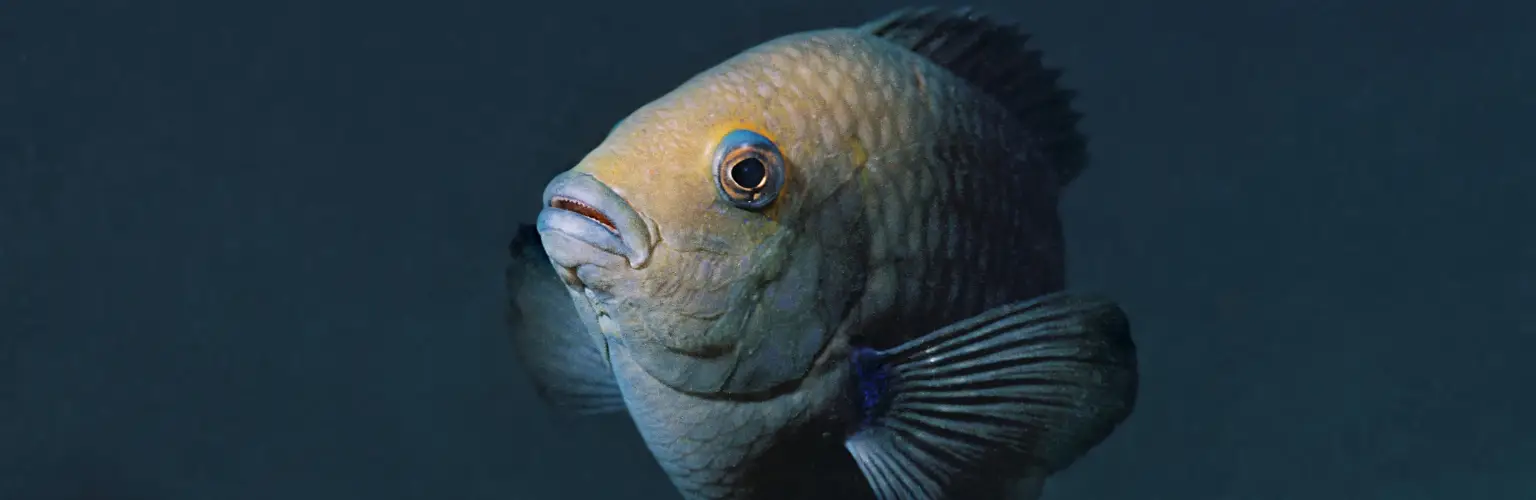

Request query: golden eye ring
[{"left": 712, "top": 129, "right": 785, "bottom": 210}]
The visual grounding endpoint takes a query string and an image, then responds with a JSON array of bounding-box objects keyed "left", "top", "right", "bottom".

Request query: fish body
[{"left": 506, "top": 7, "right": 1138, "bottom": 500}]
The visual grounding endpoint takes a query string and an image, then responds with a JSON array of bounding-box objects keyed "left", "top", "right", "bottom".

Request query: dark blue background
[{"left": 3, "top": 0, "right": 1532, "bottom": 498}]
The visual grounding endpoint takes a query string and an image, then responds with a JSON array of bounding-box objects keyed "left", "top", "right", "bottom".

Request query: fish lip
[{"left": 537, "top": 171, "right": 654, "bottom": 270}]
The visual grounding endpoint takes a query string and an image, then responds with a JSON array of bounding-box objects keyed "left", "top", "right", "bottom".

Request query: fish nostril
[{"left": 550, "top": 196, "right": 618, "bottom": 233}]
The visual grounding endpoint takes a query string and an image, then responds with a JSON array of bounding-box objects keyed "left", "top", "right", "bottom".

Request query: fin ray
[
  {"left": 861, "top": 7, "right": 1089, "bottom": 187},
  {"left": 844, "top": 292, "right": 1138, "bottom": 499}
]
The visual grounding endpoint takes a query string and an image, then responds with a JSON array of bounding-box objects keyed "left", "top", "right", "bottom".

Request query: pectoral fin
[
  {"left": 505, "top": 224, "right": 625, "bottom": 415},
  {"left": 844, "top": 292, "right": 1138, "bottom": 499}
]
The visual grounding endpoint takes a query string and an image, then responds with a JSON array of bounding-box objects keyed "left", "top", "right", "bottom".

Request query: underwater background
[{"left": 2, "top": 0, "right": 1532, "bottom": 498}]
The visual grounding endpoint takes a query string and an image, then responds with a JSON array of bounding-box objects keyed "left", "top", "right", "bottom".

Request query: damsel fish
[{"left": 505, "top": 7, "right": 1139, "bottom": 500}]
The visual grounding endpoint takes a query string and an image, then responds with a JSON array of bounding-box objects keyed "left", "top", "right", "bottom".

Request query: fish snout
[{"left": 536, "top": 171, "right": 654, "bottom": 274}]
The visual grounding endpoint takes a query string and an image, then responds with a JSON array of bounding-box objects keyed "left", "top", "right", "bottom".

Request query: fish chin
[{"left": 535, "top": 202, "right": 633, "bottom": 283}]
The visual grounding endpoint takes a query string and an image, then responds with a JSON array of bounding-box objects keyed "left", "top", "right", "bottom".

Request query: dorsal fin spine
[{"left": 861, "top": 7, "right": 1090, "bottom": 187}]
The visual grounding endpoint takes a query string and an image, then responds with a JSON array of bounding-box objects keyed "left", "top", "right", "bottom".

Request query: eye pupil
[{"left": 729, "top": 157, "right": 767, "bottom": 190}]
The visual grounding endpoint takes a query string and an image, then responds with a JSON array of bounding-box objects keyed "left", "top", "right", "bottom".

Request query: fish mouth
[
  {"left": 550, "top": 196, "right": 618, "bottom": 233},
  {"left": 536, "top": 171, "right": 655, "bottom": 278}
]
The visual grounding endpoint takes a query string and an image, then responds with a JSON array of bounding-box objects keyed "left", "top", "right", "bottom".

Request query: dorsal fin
[{"left": 862, "top": 7, "right": 1089, "bottom": 187}]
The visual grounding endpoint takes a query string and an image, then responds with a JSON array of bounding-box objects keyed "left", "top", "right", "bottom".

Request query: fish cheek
[
  {"left": 718, "top": 181, "right": 872, "bottom": 393},
  {"left": 619, "top": 243, "right": 740, "bottom": 351},
  {"left": 592, "top": 239, "right": 754, "bottom": 394},
  {"left": 612, "top": 231, "right": 796, "bottom": 394},
  {"left": 714, "top": 231, "right": 859, "bottom": 394},
  {"left": 611, "top": 228, "right": 847, "bottom": 395},
  {"left": 614, "top": 181, "right": 870, "bottom": 396}
]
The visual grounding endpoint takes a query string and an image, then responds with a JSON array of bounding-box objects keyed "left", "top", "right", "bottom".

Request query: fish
[{"left": 504, "top": 6, "right": 1139, "bottom": 500}]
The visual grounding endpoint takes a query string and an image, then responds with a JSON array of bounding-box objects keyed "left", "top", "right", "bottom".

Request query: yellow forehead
[{"left": 579, "top": 100, "right": 768, "bottom": 185}]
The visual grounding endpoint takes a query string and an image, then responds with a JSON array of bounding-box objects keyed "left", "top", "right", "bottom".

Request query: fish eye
[{"left": 712, "top": 129, "right": 785, "bottom": 210}]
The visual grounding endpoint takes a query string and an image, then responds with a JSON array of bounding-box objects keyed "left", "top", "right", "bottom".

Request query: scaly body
[{"left": 506, "top": 8, "right": 1136, "bottom": 500}]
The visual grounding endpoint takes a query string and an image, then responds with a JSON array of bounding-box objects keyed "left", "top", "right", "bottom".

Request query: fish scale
[{"left": 851, "top": 89, "right": 1063, "bottom": 349}]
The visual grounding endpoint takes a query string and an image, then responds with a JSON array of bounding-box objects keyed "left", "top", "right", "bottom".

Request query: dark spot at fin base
[{"left": 850, "top": 347, "right": 890, "bottom": 428}]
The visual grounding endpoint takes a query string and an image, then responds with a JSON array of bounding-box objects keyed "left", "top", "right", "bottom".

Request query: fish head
[{"left": 536, "top": 37, "right": 873, "bottom": 398}]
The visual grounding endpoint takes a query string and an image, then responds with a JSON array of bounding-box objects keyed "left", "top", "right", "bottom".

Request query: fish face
[{"left": 535, "top": 36, "right": 880, "bottom": 398}]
